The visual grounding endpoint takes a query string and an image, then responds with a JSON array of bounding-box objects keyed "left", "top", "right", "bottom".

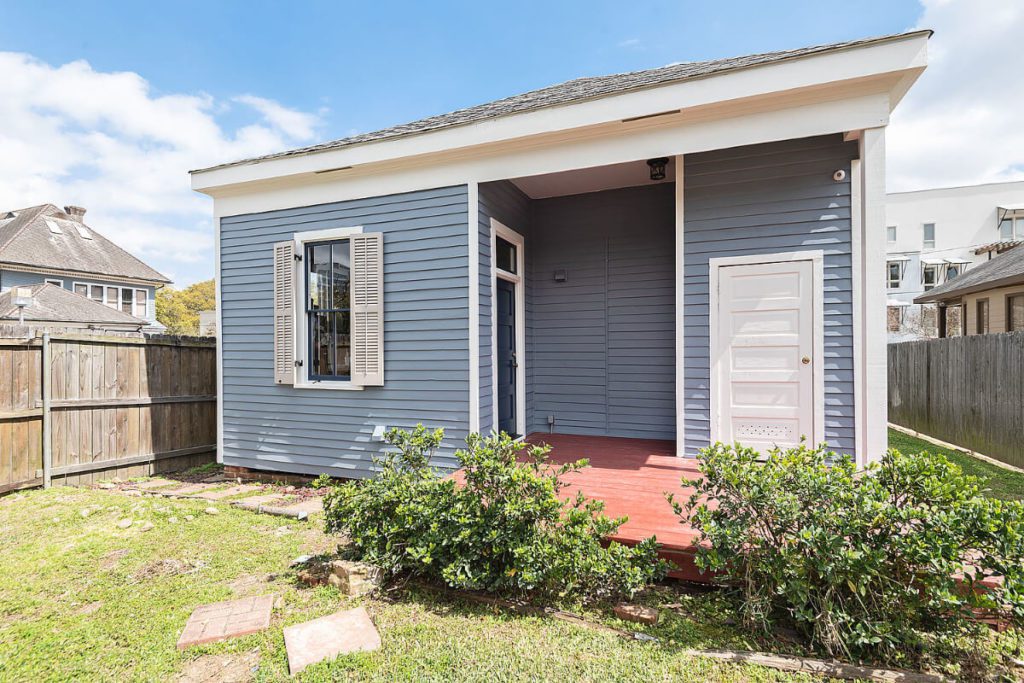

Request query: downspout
[{"left": 41, "top": 331, "right": 52, "bottom": 488}]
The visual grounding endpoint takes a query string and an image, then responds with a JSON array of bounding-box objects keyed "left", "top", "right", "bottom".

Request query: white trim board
[
  {"left": 489, "top": 218, "right": 526, "bottom": 438},
  {"left": 674, "top": 154, "right": 686, "bottom": 456},
  {"left": 708, "top": 250, "right": 826, "bottom": 449},
  {"left": 468, "top": 184, "right": 480, "bottom": 433}
]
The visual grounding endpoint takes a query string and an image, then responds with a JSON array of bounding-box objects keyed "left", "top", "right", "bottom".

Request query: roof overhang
[
  {"left": 0, "top": 263, "right": 169, "bottom": 287},
  {"left": 191, "top": 31, "right": 929, "bottom": 199},
  {"left": 915, "top": 273, "right": 1024, "bottom": 304}
]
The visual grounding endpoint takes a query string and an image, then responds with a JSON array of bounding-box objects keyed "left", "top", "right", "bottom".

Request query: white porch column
[
  {"left": 674, "top": 154, "right": 686, "bottom": 456},
  {"left": 858, "top": 127, "right": 887, "bottom": 464}
]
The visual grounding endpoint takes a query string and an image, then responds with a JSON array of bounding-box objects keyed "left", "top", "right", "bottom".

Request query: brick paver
[
  {"left": 176, "top": 595, "right": 274, "bottom": 649},
  {"left": 283, "top": 606, "right": 381, "bottom": 675}
]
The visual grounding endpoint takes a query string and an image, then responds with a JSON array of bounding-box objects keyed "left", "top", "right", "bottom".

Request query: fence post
[{"left": 41, "top": 332, "right": 52, "bottom": 489}]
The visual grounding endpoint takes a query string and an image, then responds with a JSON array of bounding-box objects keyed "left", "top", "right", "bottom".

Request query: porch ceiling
[{"left": 510, "top": 158, "right": 675, "bottom": 199}]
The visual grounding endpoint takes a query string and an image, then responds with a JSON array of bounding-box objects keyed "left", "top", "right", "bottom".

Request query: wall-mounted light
[
  {"left": 553, "top": 269, "right": 567, "bottom": 283},
  {"left": 647, "top": 157, "right": 669, "bottom": 181}
]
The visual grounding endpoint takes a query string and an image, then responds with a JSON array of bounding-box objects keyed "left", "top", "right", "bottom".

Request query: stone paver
[
  {"left": 161, "top": 483, "right": 214, "bottom": 497},
  {"left": 231, "top": 494, "right": 287, "bottom": 510},
  {"left": 279, "top": 497, "right": 323, "bottom": 515},
  {"left": 195, "top": 485, "right": 259, "bottom": 500},
  {"left": 130, "top": 478, "right": 180, "bottom": 490},
  {"left": 177, "top": 595, "right": 274, "bottom": 649},
  {"left": 283, "top": 606, "right": 381, "bottom": 675}
]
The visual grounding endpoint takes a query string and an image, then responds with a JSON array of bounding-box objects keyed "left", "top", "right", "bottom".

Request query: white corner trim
[
  {"left": 860, "top": 127, "right": 888, "bottom": 464},
  {"left": 213, "top": 210, "right": 224, "bottom": 464},
  {"left": 850, "top": 156, "right": 866, "bottom": 466},
  {"left": 707, "top": 249, "right": 826, "bottom": 448},
  {"left": 490, "top": 218, "right": 526, "bottom": 437},
  {"left": 468, "top": 183, "right": 480, "bottom": 433},
  {"left": 674, "top": 154, "right": 686, "bottom": 457}
]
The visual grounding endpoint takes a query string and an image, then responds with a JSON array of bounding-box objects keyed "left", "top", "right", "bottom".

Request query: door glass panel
[{"left": 496, "top": 237, "right": 517, "bottom": 274}]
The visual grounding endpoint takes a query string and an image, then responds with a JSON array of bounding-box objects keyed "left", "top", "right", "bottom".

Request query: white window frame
[
  {"left": 490, "top": 218, "right": 526, "bottom": 439},
  {"left": 1000, "top": 217, "right": 1015, "bottom": 241},
  {"left": 72, "top": 281, "right": 150, "bottom": 319},
  {"left": 921, "top": 264, "right": 939, "bottom": 290},
  {"left": 291, "top": 225, "right": 365, "bottom": 391},
  {"left": 886, "top": 225, "right": 896, "bottom": 244},
  {"left": 922, "top": 222, "right": 936, "bottom": 249},
  {"left": 886, "top": 261, "right": 901, "bottom": 289}
]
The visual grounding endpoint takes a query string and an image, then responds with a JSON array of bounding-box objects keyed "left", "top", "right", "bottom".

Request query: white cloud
[
  {"left": 887, "top": 0, "right": 1024, "bottom": 191},
  {"left": 0, "top": 52, "right": 324, "bottom": 285},
  {"left": 617, "top": 38, "right": 642, "bottom": 49}
]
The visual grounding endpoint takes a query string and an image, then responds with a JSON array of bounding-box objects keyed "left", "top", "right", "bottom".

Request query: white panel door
[{"left": 715, "top": 259, "right": 815, "bottom": 451}]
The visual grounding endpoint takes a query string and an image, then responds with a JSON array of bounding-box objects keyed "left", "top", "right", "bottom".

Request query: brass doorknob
[{"left": 801, "top": 356, "right": 811, "bottom": 365}]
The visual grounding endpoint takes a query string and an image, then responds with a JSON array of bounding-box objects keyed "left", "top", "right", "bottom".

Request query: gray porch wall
[
  {"left": 528, "top": 184, "right": 676, "bottom": 439},
  {"left": 683, "top": 134, "right": 858, "bottom": 456},
  {"left": 219, "top": 185, "right": 470, "bottom": 478}
]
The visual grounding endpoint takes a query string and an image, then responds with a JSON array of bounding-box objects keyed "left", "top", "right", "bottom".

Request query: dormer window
[{"left": 75, "top": 225, "right": 92, "bottom": 239}]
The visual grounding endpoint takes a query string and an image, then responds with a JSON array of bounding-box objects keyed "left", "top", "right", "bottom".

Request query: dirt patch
[
  {"left": 228, "top": 573, "right": 276, "bottom": 595},
  {"left": 100, "top": 548, "right": 130, "bottom": 570},
  {"left": 132, "top": 558, "right": 207, "bottom": 581},
  {"left": 77, "top": 601, "right": 103, "bottom": 615},
  {"left": 176, "top": 650, "right": 260, "bottom": 683}
]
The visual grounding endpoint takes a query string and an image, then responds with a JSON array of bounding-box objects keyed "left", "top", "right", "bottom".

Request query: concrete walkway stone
[
  {"left": 195, "top": 485, "right": 259, "bottom": 500},
  {"left": 279, "top": 498, "right": 323, "bottom": 515},
  {"left": 231, "top": 494, "right": 287, "bottom": 510},
  {"left": 177, "top": 595, "right": 274, "bottom": 649},
  {"left": 283, "top": 606, "right": 381, "bottom": 675}
]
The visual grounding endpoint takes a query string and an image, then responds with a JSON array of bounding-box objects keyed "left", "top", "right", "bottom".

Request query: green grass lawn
[
  {"left": 888, "top": 428, "right": 1024, "bottom": 501},
  {"left": 0, "top": 487, "right": 820, "bottom": 682}
]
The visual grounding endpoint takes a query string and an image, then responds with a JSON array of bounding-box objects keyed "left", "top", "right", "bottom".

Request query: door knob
[{"left": 801, "top": 356, "right": 811, "bottom": 365}]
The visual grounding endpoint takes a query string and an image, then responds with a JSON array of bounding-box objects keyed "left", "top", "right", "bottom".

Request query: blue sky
[{"left": 1, "top": 1, "right": 1021, "bottom": 286}]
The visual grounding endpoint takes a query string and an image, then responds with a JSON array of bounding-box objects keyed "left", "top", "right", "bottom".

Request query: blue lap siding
[
  {"left": 219, "top": 185, "right": 470, "bottom": 478},
  {"left": 682, "top": 134, "right": 858, "bottom": 456}
]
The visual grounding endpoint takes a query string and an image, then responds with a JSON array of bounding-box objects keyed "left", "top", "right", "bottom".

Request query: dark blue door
[{"left": 496, "top": 278, "right": 517, "bottom": 436}]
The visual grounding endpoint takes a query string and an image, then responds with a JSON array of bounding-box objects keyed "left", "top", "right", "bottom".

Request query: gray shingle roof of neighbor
[
  {"left": 192, "top": 30, "right": 932, "bottom": 175},
  {"left": 0, "top": 204, "right": 170, "bottom": 284},
  {"left": 915, "top": 245, "right": 1024, "bottom": 304},
  {"left": 0, "top": 283, "right": 147, "bottom": 326}
]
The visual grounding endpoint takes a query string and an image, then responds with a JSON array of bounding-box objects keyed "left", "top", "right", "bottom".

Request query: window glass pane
[
  {"left": 946, "top": 265, "right": 960, "bottom": 280},
  {"left": 310, "top": 312, "right": 334, "bottom": 376},
  {"left": 331, "top": 242, "right": 350, "bottom": 309},
  {"left": 308, "top": 243, "right": 332, "bottom": 309},
  {"left": 923, "top": 223, "right": 935, "bottom": 247},
  {"left": 1009, "top": 295, "right": 1024, "bottom": 332},
  {"left": 74, "top": 284, "right": 87, "bottom": 296},
  {"left": 1017, "top": 218, "right": 1024, "bottom": 239},
  {"left": 923, "top": 265, "right": 937, "bottom": 288},
  {"left": 886, "top": 226, "right": 896, "bottom": 243},
  {"left": 106, "top": 286, "right": 118, "bottom": 308},
  {"left": 887, "top": 262, "right": 900, "bottom": 288},
  {"left": 1001, "top": 218, "right": 1015, "bottom": 240},
  {"left": 977, "top": 299, "right": 989, "bottom": 334},
  {"left": 496, "top": 237, "right": 516, "bottom": 274},
  {"left": 121, "top": 288, "right": 133, "bottom": 314},
  {"left": 334, "top": 312, "right": 351, "bottom": 377},
  {"left": 90, "top": 285, "right": 103, "bottom": 302},
  {"left": 135, "top": 290, "right": 147, "bottom": 317}
]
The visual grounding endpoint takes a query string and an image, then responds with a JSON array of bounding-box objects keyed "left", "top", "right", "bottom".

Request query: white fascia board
[
  {"left": 211, "top": 92, "right": 890, "bottom": 217},
  {"left": 192, "top": 33, "right": 927, "bottom": 193}
]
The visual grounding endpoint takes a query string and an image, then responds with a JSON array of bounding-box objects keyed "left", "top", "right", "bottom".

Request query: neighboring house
[
  {"left": 198, "top": 310, "right": 217, "bottom": 336},
  {"left": 915, "top": 244, "right": 1024, "bottom": 336},
  {"left": 191, "top": 31, "right": 930, "bottom": 477},
  {"left": 0, "top": 204, "right": 171, "bottom": 330},
  {"left": 0, "top": 283, "right": 147, "bottom": 332},
  {"left": 885, "top": 180, "right": 1024, "bottom": 340}
]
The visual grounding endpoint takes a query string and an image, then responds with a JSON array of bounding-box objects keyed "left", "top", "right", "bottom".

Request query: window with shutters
[
  {"left": 305, "top": 239, "right": 352, "bottom": 381},
  {"left": 276, "top": 226, "right": 384, "bottom": 389}
]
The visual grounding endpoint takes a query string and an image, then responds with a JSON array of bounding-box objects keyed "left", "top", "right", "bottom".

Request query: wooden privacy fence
[
  {"left": 888, "top": 331, "right": 1024, "bottom": 469},
  {"left": 0, "top": 330, "right": 216, "bottom": 493}
]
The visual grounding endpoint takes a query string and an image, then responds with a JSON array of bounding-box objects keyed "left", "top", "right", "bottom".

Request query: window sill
[{"left": 293, "top": 381, "right": 365, "bottom": 391}]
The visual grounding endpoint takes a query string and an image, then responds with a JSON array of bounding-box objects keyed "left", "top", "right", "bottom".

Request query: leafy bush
[
  {"left": 673, "top": 442, "right": 1024, "bottom": 664},
  {"left": 325, "top": 426, "right": 669, "bottom": 602}
]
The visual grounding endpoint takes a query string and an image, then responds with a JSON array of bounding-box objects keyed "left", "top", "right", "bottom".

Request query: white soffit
[{"left": 511, "top": 159, "right": 675, "bottom": 199}]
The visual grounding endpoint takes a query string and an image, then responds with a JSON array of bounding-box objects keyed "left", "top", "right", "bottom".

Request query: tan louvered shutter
[
  {"left": 351, "top": 232, "right": 384, "bottom": 386},
  {"left": 273, "top": 240, "right": 295, "bottom": 385}
]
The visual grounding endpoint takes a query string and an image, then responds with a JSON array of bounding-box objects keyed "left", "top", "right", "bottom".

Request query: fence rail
[
  {"left": 0, "top": 330, "right": 216, "bottom": 493},
  {"left": 888, "top": 331, "right": 1024, "bottom": 469}
]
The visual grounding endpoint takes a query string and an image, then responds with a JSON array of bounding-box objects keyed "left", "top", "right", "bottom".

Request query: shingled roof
[
  {"left": 0, "top": 283, "right": 146, "bottom": 327},
  {"left": 916, "top": 245, "right": 1024, "bottom": 304},
  {"left": 192, "top": 30, "right": 931, "bottom": 175},
  {"left": 0, "top": 204, "right": 170, "bottom": 284}
]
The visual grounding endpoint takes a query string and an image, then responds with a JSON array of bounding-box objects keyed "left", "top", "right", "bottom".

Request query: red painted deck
[
  {"left": 452, "top": 433, "right": 707, "bottom": 580},
  {"left": 524, "top": 434, "right": 706, "bottom": 581}
]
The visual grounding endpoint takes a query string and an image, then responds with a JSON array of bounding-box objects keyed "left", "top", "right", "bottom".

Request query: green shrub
[
  {"left": 672, "top": 442, "right": 1024, "bottom": 664},
  {"left": 324, "top": 426, "right": 669, "bottom": 603}
]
